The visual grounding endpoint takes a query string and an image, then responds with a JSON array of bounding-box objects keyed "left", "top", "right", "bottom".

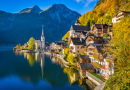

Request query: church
[{"left": 35, "top": 25, "right": 45, "bottom": 52}]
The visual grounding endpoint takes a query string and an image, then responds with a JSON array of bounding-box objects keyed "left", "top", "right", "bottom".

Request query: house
[
  {"left": 104, "top": 53, "right": 115, "bottom": 75},
  {"left": 50, "top": 50, "right": 55, "bottom": 53},
  {"left": 69, "top": 20, "right": 89, "bottom": 38},
  {"left": 50, "top": 42, "right": 56, "bottom": 50},
  {"left": 93, "top": 46, "right": 104, "bottom": 65},
  {"left": 112, "top": 11, "right": 130, "bottom": 24},
  {"left": 56, "top": 42, "right": 64, "bottom": 50},
  {"left": 91, "top": 24, "right": 109, "bottom": 37},
  {"left": 79, "top": 63, "right": 96, "bottom": 77},
  {"left": 86, "top": 43, "right": 102, "bottom": 62},
  {"left": 45, "top": 43, "right": 50, "bottom": 50},
  {"left": 94, "top": 37, "right": 103, "bottom": 44},
  {"left": 73, "top": 31, "right": 88, "bottom": 38},
  {"left": 80, "top": 32, "right": 87, "bottom": 39},
  {"left": 70, "top": 25, "right": 89, "bottom": 38},
  {"left": 85, "top": 35, "right": 95, "bottom": 45},
  {"left": 69, "top": 38, "right": 85, "bottom": 56},
  {"left": 23, "top": 43, "right": 28, "bottom": 49},
  {"left": 79, "top": 55, "right": 90, "bottom": 63},
  {"left": 87, "top": 44, "right": 96, "bottom": 59},
  {"left": 50, "top": 42, "right": 65, "bottom": 51},
  {"left": 35, "top": 40, "right": 41, "bottom": 49}
]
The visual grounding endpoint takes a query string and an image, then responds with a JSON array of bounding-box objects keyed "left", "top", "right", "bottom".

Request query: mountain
[
  {"left": 19, "top": 5, "right": 42, "bottom": 14},
  {"left": 0, "top": 10, "right": 16, "bottom": 31},
  {"left": 0, "top": 4, "right": 80, "bottom": 45},
  {"left": 78, "top": 0, "right": 130, "bottom": 27}
]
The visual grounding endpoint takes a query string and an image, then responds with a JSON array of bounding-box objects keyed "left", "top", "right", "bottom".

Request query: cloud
[
  {"left": 84, "top": 0, "right": 97, "bottom": 7},
  {"left": 75, "top": 0, "right": 84, "bottom": 3},
  {"left": 75, "top": 0, "right": 97, "bottom": 7}
]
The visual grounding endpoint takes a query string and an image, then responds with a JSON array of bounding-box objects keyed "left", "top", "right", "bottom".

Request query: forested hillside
[{"left": 79, "top": 0, "right": 130, "bottom": 27}]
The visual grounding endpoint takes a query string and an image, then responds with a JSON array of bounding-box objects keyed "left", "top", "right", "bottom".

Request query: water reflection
[
  {"left": 0, "top": 48, "right": 88, "bottom": 89},
  {"left": 50, "top": 57, "right": 91, "bottom": 90},
  {"left": 13, "top": 51, "right": 69, "bottom": 87},
  {"left": 0, "top": 49, "right": 93, "bottom": 89}
]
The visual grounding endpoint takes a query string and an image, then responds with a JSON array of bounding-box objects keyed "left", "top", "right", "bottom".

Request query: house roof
[
  {"left": 94, "top": 24, "right": 108, "bottom": 29},
  {"left": 45, "top": 43, "right": 50, "bottom": 46},
  {"left": 71, "top": 25, "right": 89, "bottom": 31},
  {"left": 35, "top": 40, "right": 41, "bottom": 43},
  {"left": 80, "top": 55, "right": 89, "bottom": 59},
  {"left": 56, "top": 42, "right": 64, "bottom": 45},
  {"left": 71, "top": 38, "right": 85, "bottom": 45},
  {"left": 86, "top": 33, "right": 94, "bottom": 38},
  {"left": 81, "top": 31, "right": 87, "bottom": 35},
  {"left": 90, "top": 43, "right": 97, "bottom": 47},
  {"left": 80, "top": 63, "right": 95, "bottom": 70},
  {"left": 118, "top": 11, "right": 130, "bottom": 14},
  {"left": 95, "top": 46, "right": 103, "bottom": 54}
]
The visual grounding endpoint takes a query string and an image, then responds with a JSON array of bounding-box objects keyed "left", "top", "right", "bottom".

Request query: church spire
[{"left": 42, "top": 25, "right": 44, "bottom": 36}]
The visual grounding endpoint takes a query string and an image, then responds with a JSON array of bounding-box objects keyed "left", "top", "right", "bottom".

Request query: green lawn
[{"left": 91, "top": 73, "right": 102, "bottom": 81}]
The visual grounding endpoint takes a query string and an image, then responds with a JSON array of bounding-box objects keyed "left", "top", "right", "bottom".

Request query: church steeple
[
  {"left": 41, "top": 25, "right": 45, "bottom": 52},
  {"left": 42, "top": 25, "right": 44, "bottom": 37}
]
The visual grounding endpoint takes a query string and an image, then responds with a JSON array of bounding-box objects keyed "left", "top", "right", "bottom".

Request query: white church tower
[{"left": 41, "top": 25, "right": 45, "bottom": 52}]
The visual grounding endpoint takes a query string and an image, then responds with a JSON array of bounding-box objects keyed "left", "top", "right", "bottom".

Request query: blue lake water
[{"left": 0, "top": 47, "right": 91, "bottom": 90}]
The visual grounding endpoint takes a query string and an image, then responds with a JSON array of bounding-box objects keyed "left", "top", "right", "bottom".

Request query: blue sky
[{"left": 0, "top": 0, "right": 99, "bottom": 15}]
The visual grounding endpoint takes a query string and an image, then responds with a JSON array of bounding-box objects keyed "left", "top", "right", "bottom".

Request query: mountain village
[
  {"left": 48, "top": 11, "right": 130, "bottom": 80},
  {"left": 13, "top": 10, "right": 130, "bottom": 89}
]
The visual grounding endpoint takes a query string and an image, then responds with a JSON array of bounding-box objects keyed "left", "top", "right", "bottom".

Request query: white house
[
  {"left": 69, "top": 20, "right": 89, "bottom": 38},
  {"left": 112, "top": 11, "right": 130, "bottom": 24}
]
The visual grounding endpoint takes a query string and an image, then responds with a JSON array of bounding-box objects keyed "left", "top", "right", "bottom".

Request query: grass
[
  {"left": 93, "top": 62, "right": 101, "bottom": 68},
  {"left": 91, "top": 73, "right": 102, "bottom": 81}
]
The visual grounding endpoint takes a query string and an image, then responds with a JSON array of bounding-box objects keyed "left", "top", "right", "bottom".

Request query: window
[{"left": 77, "top": 46, "right": 79, "bottom": 48}]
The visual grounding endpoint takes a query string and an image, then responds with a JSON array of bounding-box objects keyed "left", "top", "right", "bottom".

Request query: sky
[{"left": 0, "top": 0, "right": 99, "bottom": 15}]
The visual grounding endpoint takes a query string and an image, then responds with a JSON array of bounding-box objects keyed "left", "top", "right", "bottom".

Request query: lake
[{"left": 0, "top": 47, "right": 92, "bottom": 90}]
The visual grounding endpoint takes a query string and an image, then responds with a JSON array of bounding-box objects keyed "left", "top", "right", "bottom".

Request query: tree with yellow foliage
[
  {"left": 62, "top": 31, "right": 69, "bottom": 40},
  {"left": 67, "top": 53, "right": 75, "bottom": 64},
  {"left": 64, "top": 48, "right": 69, "bottom": 55},
  {"left": 79, "top": 0, "right": 130, "bottom": 27},
  {"left": 28, "top": 37, "right": 35, "bottom": 50},
  {"left": 105, "top": 16, "right": 130, "bottom": 90}
]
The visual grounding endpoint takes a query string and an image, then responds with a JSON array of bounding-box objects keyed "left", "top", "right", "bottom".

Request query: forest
[{"left": 79, "top": 0, "right": 130, "bottom": 27}]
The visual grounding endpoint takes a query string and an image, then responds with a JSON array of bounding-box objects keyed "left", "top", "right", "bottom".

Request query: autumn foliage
[
  {"left": 79, "top": 0, "right": 130, "bottom": 27},
  {"left": 105, "top": 16, "right": 130, "bottom": 90},
  {"left": 62, "top": 31, "right": 69, "bottom": 40}
]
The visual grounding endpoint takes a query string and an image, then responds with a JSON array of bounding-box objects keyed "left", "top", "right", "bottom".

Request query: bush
[
  {"left": 103, "top": 33, "right": 109, "bottom": 38},
  {"left": 63, "top": 55, "right": 67, "bottom": 60},
  {"left": 59, "top": 51, "right": 63, "bottom": 54},
  {"left": 93, "top": 62, "right": 101, "bottom": 68},
  {"left": 67, "top": 53, "right": 75, "bottom": 64},
  {"left": 37, "top": 46, "right": 40, "bottom": 50},
  {"left": 93, "top": 55, "right": 98, "bottom": 59},
  {"left": 105, "top": 68, "right": 130, "bottom": 90}
]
